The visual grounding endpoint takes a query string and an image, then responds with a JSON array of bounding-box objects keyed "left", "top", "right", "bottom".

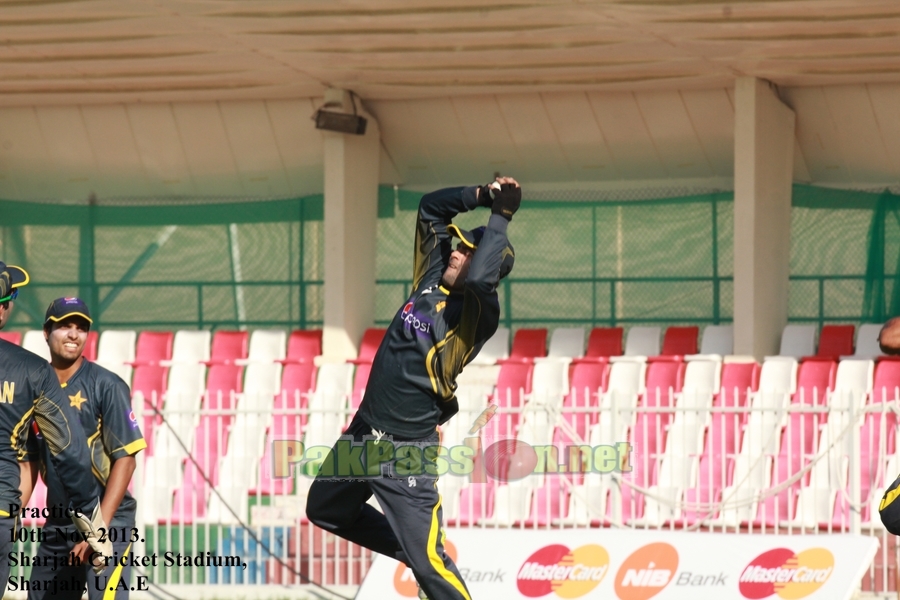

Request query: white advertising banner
[{"left": 356, "top": 528, "right": 879, "bottom": 600}]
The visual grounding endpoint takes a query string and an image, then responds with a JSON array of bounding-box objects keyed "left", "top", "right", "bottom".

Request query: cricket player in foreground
[
  {"left": 26, "top": 297, "right": 146, "bottom": 599},
  {"left": 306, "top": 177, "right": 520, "bottom": 600},
  {"left": 0, "top": 262, "right": 112, "bottom": 598}
]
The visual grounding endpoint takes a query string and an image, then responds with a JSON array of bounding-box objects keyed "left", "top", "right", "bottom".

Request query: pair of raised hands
[{"left": 478, "top": 176, "right": 521, "bottom": 221}]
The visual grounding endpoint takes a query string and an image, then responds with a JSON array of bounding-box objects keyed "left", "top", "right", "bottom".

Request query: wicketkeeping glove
[
  {"left": 69, "top": 502, "right": 112, "bottom": 574},
  {"left": 490, "top": 183, "right": 521, "bottom": 221}
]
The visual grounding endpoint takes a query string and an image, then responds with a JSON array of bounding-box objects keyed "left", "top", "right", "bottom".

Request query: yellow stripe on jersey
[
  {"left": 427, "top": 497, "right": 471, "bottom": 600},
  {"left": 118, "top": 439, "right": 147, "bottom": 456},
  {"left": 10, "top": 407, "right": 34, "bottom": 461}
]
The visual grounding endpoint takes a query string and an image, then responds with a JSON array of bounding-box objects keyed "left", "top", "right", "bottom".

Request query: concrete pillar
[
  {"left": 321, "top": 89, "right": 380, "bottom": 360},
  {"left": 733, "top": 77, "right": 795, "bottom": 359}
]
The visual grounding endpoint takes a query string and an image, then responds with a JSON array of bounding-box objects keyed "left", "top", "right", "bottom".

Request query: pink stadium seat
[
  {"left": 682, "top": 361, "right": 759, "bottom": 525},
  {"left": 507, "top": 328, "right": 547, "bottom": 362},
  {"left": 556, "top": 357, "right": 608, "bottom": 446},
  {"left": 131, "top": 365, "right": 169, "bottom": 455},
  {"left": 485, "top": 360, "right": 533, "bottom": 440},
  {"left": 756, "top": 358, "right": 834, "bottom": 526},
  {"left": 525, "top": 475, "right": 569, "bottom": 526},
  {"left": 348, "top": 328, "right": 387, "bottom": 411},
  {"left": 817, "top": 324, "right": 855, "bottom": 358},
  {"left": 282, "top": 329, "right": 322, "bottom": 364},
  {"left": 452, "top": 482, "right": 496, "bottom": 526},
  {"left": 661, "top": 326, "right": 698, "bottom": 356},
  {"left": 83, "top": 330, "right": 98, "bottom": 362},
  {"left": 585, "top": 327, "right": 623, "bottom": 358},
  {"left": 0, "top": 331, "right": 21, "bottom": 345},
  {"left": 281, "top": 362, "right": 317, "bottom": 429},
  {"left": 207, "top": 330, "right": 248, "bottom": 365},
  {"left": 621, "top": 356, "right": 685, "bottom": 522},
  {"left": 133, "top": 331, "right": 174, "bottom": 366}
]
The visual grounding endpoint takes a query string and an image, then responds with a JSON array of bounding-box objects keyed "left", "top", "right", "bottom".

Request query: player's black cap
[
  {"left": 447, "top": 224, "right": 515, "bottom": 280},
  {"left": 44, "top": 297, "right": 93, "bottom": 328},
  {"left": 0, "top": 261, "right": 30, "bottom": 301},
  {"left": 881, "top": 474, "right": 900, "bottom": 535}
]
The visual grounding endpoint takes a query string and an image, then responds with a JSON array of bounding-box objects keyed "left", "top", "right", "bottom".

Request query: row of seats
[{"left": 4, "top": 322, "right": 887, "bottom": 526}]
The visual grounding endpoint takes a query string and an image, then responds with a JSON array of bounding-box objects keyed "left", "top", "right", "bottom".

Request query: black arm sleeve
[{"left": 412, "top": 186, "right": 480, "bottom": 291}]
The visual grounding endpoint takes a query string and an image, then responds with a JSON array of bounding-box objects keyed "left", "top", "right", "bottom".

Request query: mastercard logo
[
  {"left": 517, "top": 544, "right": 610, "bottom": 598},
  {"left": 739, "top": 548, "right": 834, "bottom": 599},
  {"left": 613, "top": 542, "right": 679, "bottom": 600},
  {"left": 393, "top": 540, "right": 458, "bottom": 597}
]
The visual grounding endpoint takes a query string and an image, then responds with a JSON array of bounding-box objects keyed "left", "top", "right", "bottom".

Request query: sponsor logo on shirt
[
  {"left": 400, "top": 301, "right": 433, "bottom": 336},
  {"left": 128, "top": 409, "right": 139, "bottom": 429}
]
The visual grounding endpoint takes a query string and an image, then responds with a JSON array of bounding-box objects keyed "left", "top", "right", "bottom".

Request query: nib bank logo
[
  {"left": 613, "top": 543, "right": 679, "bottom": 600},
  {"left": 517, "top": 544, "right": 610, "bottom": 598},
  {"left": 739, "top": 548, "right": 834, "bottom": 599}
]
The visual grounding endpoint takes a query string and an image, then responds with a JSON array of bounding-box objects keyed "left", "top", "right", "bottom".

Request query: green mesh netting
[{"left": 0, "top": 184, "right": 895, "bottom": 333}]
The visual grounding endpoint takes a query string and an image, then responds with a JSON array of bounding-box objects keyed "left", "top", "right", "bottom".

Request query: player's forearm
[
  {"left": 100, "top": 455, "right": 136, "bottom": 521},
  {"left": 418, "top": 186, "right": 479, "bottom": 222}
]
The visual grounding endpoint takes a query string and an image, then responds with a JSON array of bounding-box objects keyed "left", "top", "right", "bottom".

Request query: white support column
[
  {"left": 321, "top": 89, "right": 381, "bottom": 360},
  {"left": 733, "top": 77, "right": 796, "bottom": 359}
]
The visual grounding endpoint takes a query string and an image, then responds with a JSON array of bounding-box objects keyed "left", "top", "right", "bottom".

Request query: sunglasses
[{"left": 0, "top": 288, "right": 18, "bottom": 304}]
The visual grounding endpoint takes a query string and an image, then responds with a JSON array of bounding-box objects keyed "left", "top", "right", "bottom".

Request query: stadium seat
[
  {"left": 282, "top": 329, "right": 323, "bottom": 363},
  {"left": 131, "top": 364, "right": 169, "bottom": 455},
  {"left": 661, "top": 326, "right": 698, "bottom": 356},
  {"left": 452, "top": 480, "right": 496, "bottom": 526},
  {"left": 469, "top": 327, "right": 510, "bottom": 365},
  {"left": 517, "top": 360, "right": 568, "bottom": 446},
  {"left": 83, "top": 330, "right": 98, "bottom": 362},
  {"left": 208, "top": 330, "right": 248, "bottom": 365},
  {"left": 348, "top": 328, "right": 387, "bottom": 411},
  {"left": 682, "top": 359, "right": 759, "bottom": 526},
  {"left": 485, "top": 360, "right": 533, "bottom": 440},
  {"left": 243, "top": 329, "right": 287, "bottom": 363},
  {"left": 302, "top": 362, "right": 353, "bottom": 450},
  {"left": 133, "top": 331, "right": 174, "bottom": 366},
  {"left": 779, "top": 324, "right": 817, "bottom": 358},
  {"left": 585, "top": 327, "right": 623, "bottom": 358},
  {"left": 643, "top": 354, "right": 720, "bottom": 524},
  {"left": 0, "top": 331, "right": 21, "bottom": 345},
  {"left": 507, "top": 328, "right": 547, "bottom": 362},
  {"left": 619, "top": 356, "right": 685, "bottom": 523},
  {"left": 817, "top": 324, "right": 854, "bottom": 358},
  {"left": 22, "top": 476, "right": 48, "bottom": 527},
  {"left": 700, "top": 325, "right": 733, "bottom": 356},
  {"left": 168, "top": 330, "right": 212, "bottom": 364},
  {"left": 624, "top": 326, "right": 660, "bottom": 357},
  {"left": 546, "top": 327, "right": 585, "bottom": 359},
  {"left": 854, "top": 324, "right": 885, "bottom": 358},
  {"left": 715, "top": 356, "right": 795, "bottom": 527},
  {"left": 555, "top": 356, "right": 608, "bottom": 447},
  {"left": 22, "top": 330, "right": 49, "bottom": 361},
  {"left": 95, "top": 330, "right": 137, "bottom": 385}
]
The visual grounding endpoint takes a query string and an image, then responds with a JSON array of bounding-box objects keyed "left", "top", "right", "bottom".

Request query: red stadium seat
[
  {"left": 207, "top": 330, "right": 248, "bottom": 365},
  {"left": 133, "top": 331, "right": 174, "bottom": 366},
  {"left": 585, "top": 327, "right": 623, "bottom": 358},
  {"left": 0, "top": 331, "right": 22, "bottom": 345},
  {"left": 83, "top": 330, "right": 99, "bottom": 362},
  {"left": 661, "top": 326, "right": 698, "bottom": 356},
  {"left": 282, "top": 330, "right": 322, "bottom": 364},
  {"left": 508, "top": 328, "right": 547, "bottom": 361},
  {"left": 348, "top": 328, "right": 386, "bottom": 411},
  {"left": 817, "top": 324, "right": 855, "bottom": 358}
]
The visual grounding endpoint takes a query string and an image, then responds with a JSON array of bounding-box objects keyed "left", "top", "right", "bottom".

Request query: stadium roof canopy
[{"left": 1, "top": 0, "right": 899, "bottom": 199}]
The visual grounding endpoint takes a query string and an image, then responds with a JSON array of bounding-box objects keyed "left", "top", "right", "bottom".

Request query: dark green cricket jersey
[
  {"left": 0, "top": 339, "right": 101, "bottom": 515},
  {"left": 36, "top": 359, "right": 146, "bottom": 527},
  {"left": 357, "top": 186, "right": 510, "bottom": 439}
]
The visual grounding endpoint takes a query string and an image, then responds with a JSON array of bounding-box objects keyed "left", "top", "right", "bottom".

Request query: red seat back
[
  {"left": 286, "top": 330, "right": 322, "bottom": 362},
  {"left": 135, "top": 331, "right": 173, "bottom": 365},
  {"left": 83, "top": 331, "right": 99, "bottom": 362},
  {"left": 509, "top": 328, "right": 547, "bottom": 360},
  {"left": 0, "top": 332, "right": 21, "bottom": 345},
  {"left": 209, "top": 331, "right": 248, "bottom": 365},
  {"left": 358, "top": 328, "right": 386, "bottom": 362},
  {"left": 661, "top": 326, "right": 698, "bottom": 356},
  {"left": 586, "top": 327, "right": 623, "bottom": 358},
  {"left": 817, "top": 324, "right": 855, "bottom": 358}
]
